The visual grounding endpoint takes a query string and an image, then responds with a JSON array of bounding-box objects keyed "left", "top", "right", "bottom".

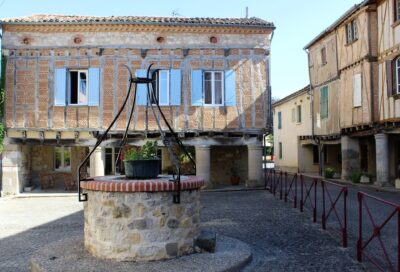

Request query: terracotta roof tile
[{"left": 0, "top": 15, "right": 275, "bottom": 29}]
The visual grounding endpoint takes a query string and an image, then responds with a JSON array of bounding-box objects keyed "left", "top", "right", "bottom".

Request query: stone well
[{"left": 80, "top": 175, "right": 205, "bottom": 262}]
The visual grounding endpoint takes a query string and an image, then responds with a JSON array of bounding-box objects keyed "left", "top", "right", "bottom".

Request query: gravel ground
[{"left": 0, "top": 190, "right": 366, "bottom": 272}]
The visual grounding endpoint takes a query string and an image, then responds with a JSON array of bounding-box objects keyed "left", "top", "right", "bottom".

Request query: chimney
[{"left": 245, "top": 7, "right": 249, "bottom": 18}]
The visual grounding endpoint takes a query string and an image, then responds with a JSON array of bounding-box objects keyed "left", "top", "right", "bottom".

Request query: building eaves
[
  {"left": 272, "top": 85, "right": 310, "bottom": 108},
  {"left": 0, "top": 15, "right": 275, "bottom": 30},
  {"left": 303, "top": 0, "right": 374, "bottom": 50}
]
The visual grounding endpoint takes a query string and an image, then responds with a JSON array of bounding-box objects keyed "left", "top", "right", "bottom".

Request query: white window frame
[
  {"left": 346, "top": 20, "right": 358, "bottom": 44},
  {"left": 353, "top": 73, "right": 362, "bottom": 107},
  {"left": 203, "top": 71, "right": 225, "bottom": 106},
  {"left": 297, "top": 105, "right": 302, "bottom": 123},
  {"left": 152, "top": 70, "right": 170, "bottom": 106},
  {"left": 68, "top": 69, "right": 88, "bottom": 106},
  {"left": 396, "top": 57, "right": 400, "bottom": 94},
  {"left": 54, "top": 147, "right": 71, "bottom": 172}
]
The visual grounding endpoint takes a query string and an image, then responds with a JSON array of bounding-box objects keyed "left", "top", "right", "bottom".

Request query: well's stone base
[
  {"left": 84, "top": 189, "right": 200, "bottom": 261},
  {"left": 30, "top": 235, "right": 252, "bottom": 272}
]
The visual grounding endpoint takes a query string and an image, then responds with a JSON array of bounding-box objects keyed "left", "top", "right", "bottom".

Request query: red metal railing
[
  {"left": 357, "top": 192, "right": 400, "bottom": 272},
  {"left": 300, "top": 176, "right": 318, "bottom": 223},
  {"left": 284, "top": 173, "right": 298, "bottom": 208},
  {"left": 321, "top": 180, "right": 348, "bottom": 248}
]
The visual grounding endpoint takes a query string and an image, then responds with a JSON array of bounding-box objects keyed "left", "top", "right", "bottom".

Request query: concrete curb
[
  {"left": 301, "top": 173, "right": 400, "bottom": 194},
  {"left": 30, "top": 234, "right": 253, "bottom": 272}
]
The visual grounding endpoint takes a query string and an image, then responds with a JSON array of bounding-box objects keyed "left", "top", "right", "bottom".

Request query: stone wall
[
  {"left": 1, "top": 144, "right": 30, "bottom": 195},
  {"left": 210, "top": 146, "right": 248, "bottom": 186},
  {"left": 84, "top": 190, "right": 200, "bottom": 261}
]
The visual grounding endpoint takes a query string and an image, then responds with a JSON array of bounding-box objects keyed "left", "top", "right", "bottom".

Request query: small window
[
  {"left": 69, "top": 70, "right": 88, "bottom": 105},
  {"left": 204, "top": 71, "right": 224, "bottom": 106},
  {"left": 353, "top": 73, "right": 362, "bottom": 107},
  {"left": 279, "top": 142, "right": 283, "bottom": 159},
  {"left": 152, "top": 70, "right": 170, "bottom": 105},
  {"left": 320, "top": 86, "right": 329, "bottom": 119},
  {"left": 321, "top": 47, "right": 327, "bottom": 65},
  {"left": 54, "top": 147, "right": 71, "bottom": 172},
  {"left": 297, "top": 105, "right": 302, "bottom": 123},
  {"left": 395, "top": 0, "right": 400, "bottom": 22},
  {"left": 278, "top": 111, "right": 282, "bottom": 129},
  {"left": 396, "top": 57, "right": 400, "bottom": 94},
  {"left": 291, "top": 108, "right": 296, "bottom": 122},
  {"left": 346, "top": 20, "right": 358, "bottom": 44}
]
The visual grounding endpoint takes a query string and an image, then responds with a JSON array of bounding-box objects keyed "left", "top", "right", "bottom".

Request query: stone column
[
  {"left": 375, "top": 133, "right": 389, "bottom": 187},
  {"left": 161, "top": 147, "right": 173, "bottom": 174},
  {"left": 89, "top": 147, "right": 105, "bottom": 177},
  {"left": 1, "top": 144, "right": 30, "bottom": 196},
  {"left": 341, "top": 136, "right": 360, "bottom": 180},
  {"left": 247, "top": 144, "right": 263, "bottom": 188},
  {"left": 195, "top": 146, "right": 211, "bottom": 187}
]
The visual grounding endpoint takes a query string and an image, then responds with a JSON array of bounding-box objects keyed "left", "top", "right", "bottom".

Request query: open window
[
  {"left": 54, "top": 68, "right": 100, "bottom": 106},
  {"left": 69, "top": 70, "right": 88, "bottom": 105}
]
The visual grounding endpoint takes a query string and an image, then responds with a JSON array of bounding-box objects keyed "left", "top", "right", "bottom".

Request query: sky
[{"left": 0, "top": 0, "right": 361, "bottom": 99}]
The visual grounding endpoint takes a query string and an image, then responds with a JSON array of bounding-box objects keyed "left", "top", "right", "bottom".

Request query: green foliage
[
  {"left": 349, "top": 170, "right": 368, "bottom": 184},
  {"left": 125, "top": 141, "right": 159, "bottom": 161},
  {"left": 324, "top": 167, "right": 335, "bottom": 179}
]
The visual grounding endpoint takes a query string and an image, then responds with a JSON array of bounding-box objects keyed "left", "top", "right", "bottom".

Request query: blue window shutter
[
  {"left": 88, "top": 68, "right": 100, "bottom": 106},
  {"left": 54, "top": 68, "right": 67, "bottom": 106},
  {"left": 158, "top": 70, "right": 169, "bottom": 105},
  {"left": 225, "top": 69, "right": 236, "bottom": 106},
  {"left": 191, "top": 70, "right": 203, "bottom": 106},
  {"left": 170, "top": 69, "right": 181, "bottom": 106},
  {"left": 135, "top": 69, "right": 147, "bottom": 105}
]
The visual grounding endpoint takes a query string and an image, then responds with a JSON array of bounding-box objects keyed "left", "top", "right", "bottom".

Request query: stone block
[
  {"left": 360, "top": 176, "right": 370, "bottom": 184},
  {"left": 395, "top": 179, "right": 400, "bottom": 189},
  {"left": 165, "top": 243, "right": 178, "bottom": 257}
]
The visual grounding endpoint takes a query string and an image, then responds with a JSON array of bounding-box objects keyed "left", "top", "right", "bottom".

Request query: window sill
[
  {"left": 345, "top": 39, "right": 358, "bottom": 47},
  {"left": 54, "top": 105, "right": 99, "bottom": 107}
]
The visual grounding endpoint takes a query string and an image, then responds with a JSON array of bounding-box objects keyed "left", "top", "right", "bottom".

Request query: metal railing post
[
  {"left": 313, "top": 178, "right": 317, "bottom": 223},
  {"left": 398, "top": 207, "right": 400, "bottom": 272},
  {"left": 294, "top": 174, "right": 297, "bottom": 209},
  {"left": 300, "top": 175, "right": 304, "bottom": 212},
  {"left": 343, "top": 188, "right": 348, "bottom": 248},
  {"left": 284, "top": 172, "right": 288, "bottom": 202},
  {"left": 357, "top": 192, "right": 363, "bottom": 263},
  {"left": 321, "top": 179, "right": 326, "bottom": 230}
]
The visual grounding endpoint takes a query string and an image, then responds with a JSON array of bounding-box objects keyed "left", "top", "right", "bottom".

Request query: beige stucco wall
[{"left": 273, "top": 91, "right": 312, "bottom": 172}]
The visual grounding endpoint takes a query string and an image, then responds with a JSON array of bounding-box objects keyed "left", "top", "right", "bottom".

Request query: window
[
  {"left": 395, "top": 0, "right": 400, "bottom": 22},
  {"left": 320, "top": 86, "right": 329, "bottom": 119},
  {"left": 353, "top": 73, "right": 362, "bottom": 107},
  {"left": 54, "top": 68, "right": 100, "bottom": 106},
  {"left": 191, "top": 69, "right": 236, "bottom": 106},
  {"left": 321, "top": 47, "right": 327, "bottom": 65},
  {"left": 297, "top": 105, "right": 302, "bottom": 123},
  {"left": 204, "top": 71, "right": 224, "bottom": 105},
  {"left": 278, "top": 111, "right": 282, "bottom": 129},
  {"left": 279, "top": 142, "right": 283, "bottom": 159},
  {"left": 313, "top": 145, "right": 319, "bottom": 164},
  {"left": 291, "top": 108, "right": 296, "bottom": 122},
  {"left": 54, "top": 147, "right": 71, "bottom": 172},
  {"left": 151, "top": 70, "right": 170, "bottom": 105},
  {"left": 346, "top": 20, "right": 358, "bottom": 44},
  {"left": 396, "top": 58, "right": 400, "bottom": 94},
  {"left": 69, "top": 70, "right": 88, "bottom": 105}
]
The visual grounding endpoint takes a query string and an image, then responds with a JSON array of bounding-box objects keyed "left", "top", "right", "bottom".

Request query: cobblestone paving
[
  {"left": 0, "top": 191, "right": 363, "bottom": 272},
  {"left": 201, "top": 190, "right": 363, "bottom": 271}
]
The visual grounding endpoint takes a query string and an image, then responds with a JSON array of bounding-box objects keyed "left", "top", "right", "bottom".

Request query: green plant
[
  {"left": 125, "top": 141, "right": 159, "bottom": 161},
  {"left": 349, "top": 170, "right": 370, "bottom": 184},
  {"left": 324, "top": 167, "right": 335, "bottom": 179}
]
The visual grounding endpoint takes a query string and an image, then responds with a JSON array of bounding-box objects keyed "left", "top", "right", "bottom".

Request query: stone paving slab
[{"left": 30, "top": 235, "right": 252, "bottom": 272}]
